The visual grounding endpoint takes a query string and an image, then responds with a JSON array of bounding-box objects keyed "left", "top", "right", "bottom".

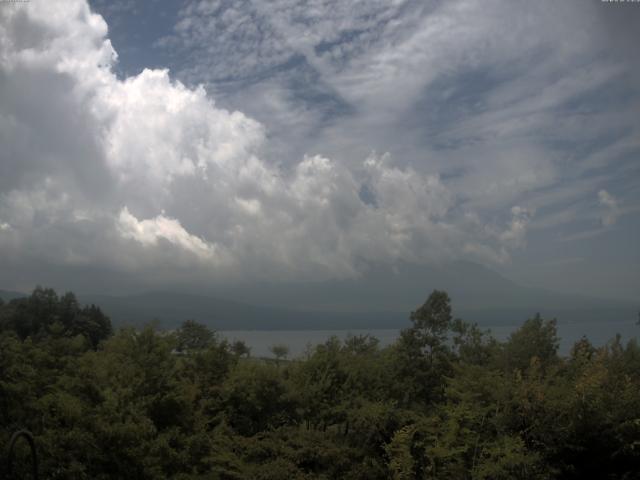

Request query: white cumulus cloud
[
  {"left": 117, "top": 207, "right": 219, "bottom": 261},
  {"left": 0, "top": 0, "right": 532, "bottom": 289}
]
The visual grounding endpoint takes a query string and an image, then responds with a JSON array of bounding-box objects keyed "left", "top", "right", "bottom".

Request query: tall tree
[
  {"left": 176, "top": 319, "right": 215, "bottom": 352},
  {"left": 392, "top": 290, "right": 455, "bottom": 405},
  {"left": 504, "top": 313, "right": 559, "bottom": 372}
]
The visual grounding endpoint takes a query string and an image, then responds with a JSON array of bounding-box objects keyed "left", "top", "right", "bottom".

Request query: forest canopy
[{"left": 1, "top": 288, "right": 639, "bottom": 479}]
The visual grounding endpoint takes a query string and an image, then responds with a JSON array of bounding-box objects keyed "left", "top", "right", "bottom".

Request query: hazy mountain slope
[
  {"left": 78, "top": 292, "right": 407, "bottom": 330},
  {"left": 79, "top": 261, "right": 638, "bottom": 329},
  {"left": 0, "top": 289, "right": 26, "bottom": 301},
  {"left": 214, "top": 260, "right": 634, "bottom": 312},
  {"left": 79, "top": 289, "right": 637, "bottom": 331},
  {"left": 4, "top": 260, "right": 637, "bottom": 330}
]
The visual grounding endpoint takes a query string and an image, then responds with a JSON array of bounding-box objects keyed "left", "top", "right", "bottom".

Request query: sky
[{"left": 0, "top": 0, "right": 639, "bottom": 301}]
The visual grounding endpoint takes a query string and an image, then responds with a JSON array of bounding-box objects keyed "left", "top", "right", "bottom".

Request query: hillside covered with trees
[{"left": 1, "top": 288, "right": 639, "bottom": 479}]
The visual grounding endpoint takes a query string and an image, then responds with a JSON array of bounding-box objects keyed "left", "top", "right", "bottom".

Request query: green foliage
[
  {"left": 504, "top": 313, "right": 559, "bottom": 372},
  {"left": 409, "top": 290, "right": 453, "bottom": 345},
  {"left": 391, "top": 290, "right": 457, "bottom": 406},
  {"left": 223, "top": 362, "right": 298, "bottom": 436},
  {"left": 0, "top": 287, "right": 638, "bottom": 479},
  {"left": 176, "top": 319, "right": 215, "bottom": 352},
  {"left": 269, "top": 344, "right": 290, "bottom": 364},
  {"left": 230, "top": 339, "right": 251, "bottom": 358},
  {"left": 0, "top": 287, "right": 112, "bottom": 348}
]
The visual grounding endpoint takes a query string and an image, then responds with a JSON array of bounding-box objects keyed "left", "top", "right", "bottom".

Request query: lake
[{"left": 221, "top": 320, "right": 639, "bottom": 358}]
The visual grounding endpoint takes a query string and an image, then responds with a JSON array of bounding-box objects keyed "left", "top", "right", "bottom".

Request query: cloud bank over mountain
[
  {"left": 1, "top": 0, "right": 638, "bottom": 300},
  {"left": 0, "top": 0, "right": 539, "bottom": 291}
]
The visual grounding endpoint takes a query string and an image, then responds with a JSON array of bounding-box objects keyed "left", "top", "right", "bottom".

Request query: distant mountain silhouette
[
  {"left": 214, "top": 260, "right": 637, "bottom": 321},
  {"left": 0, "top": 289, "right": 26, "bottom": 301},
  {"left": 2, "top": 261, "right": 637, "bottom": 329},
  {"left": 78, "top": 291, "right": 404, "bottom": 330},
  {"left": 81, "top": 261, "right": 637, "bottom": 329}
]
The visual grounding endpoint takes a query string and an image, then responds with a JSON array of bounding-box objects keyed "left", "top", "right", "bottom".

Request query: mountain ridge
[{"left": 2, "top": 260, "right": 637, "bottom": 330}]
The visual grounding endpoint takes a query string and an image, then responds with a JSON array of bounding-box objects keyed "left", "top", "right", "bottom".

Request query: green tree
[
  {"left": 0, "top": 288, "right": 111, "bottom": 348},
  {"left": 176, "top": 319, "right": 215, "bottom": 352},
  {"left": 1, "top": 286, "right": 639, "bottom": 479},
  {"left": 270, "top": 344, "right": 290, "bottom": 364},
  {"left": 503, "top": 313, "right": 559, "bottom": 372},
  {"left": 231, "top": 339, "right": 251, "bottom": 358},
  {"left": 223, "top": 362, "right": 298, "bottom": 436},
  {"left": 392, "top": 290, "right": 455, "bottom": 406},
  {"left": 409, "top": 290, "right": 454, "bottom": 351},
  {"left": 451, "top": 318, "right": 496, "bottom": 366}
]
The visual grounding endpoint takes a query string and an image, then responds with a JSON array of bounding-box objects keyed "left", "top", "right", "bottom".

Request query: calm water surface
[{"left": 221, "top": 321, "right": 639, "bottom": 358}]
